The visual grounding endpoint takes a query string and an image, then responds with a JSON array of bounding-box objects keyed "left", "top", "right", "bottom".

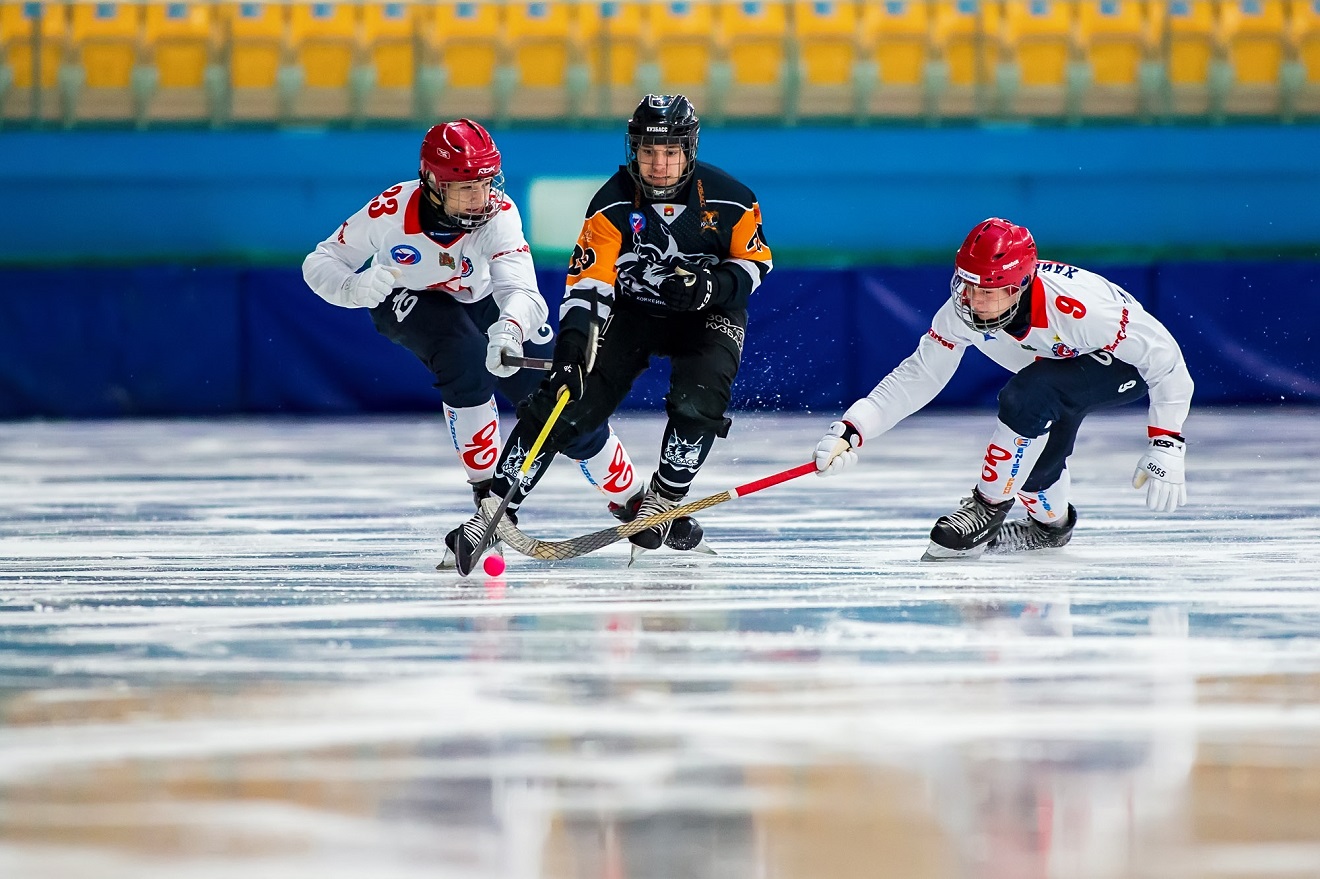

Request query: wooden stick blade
[{"left": 489, "top": 461, "right": 817, "bottom": 562}]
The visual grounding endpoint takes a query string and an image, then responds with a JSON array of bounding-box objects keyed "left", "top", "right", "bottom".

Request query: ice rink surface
[{"left": 2, "top": 408, "right": 1319, "bottom": 878}]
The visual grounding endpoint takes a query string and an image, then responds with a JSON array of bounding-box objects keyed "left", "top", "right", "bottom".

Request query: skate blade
[
  {"left": 436, "top": 549, "right": 456, "bottom": 571},
  {"left": 629, "top": 541, "right": 717, "bottom": 566},
  {"left": 686, "top": 539, "right": 718, "bottom": 556},
  {"left": 920, "top": 541, "right": 987, "bottom": 562}
]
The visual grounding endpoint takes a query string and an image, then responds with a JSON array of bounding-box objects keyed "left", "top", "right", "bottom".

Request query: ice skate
[
  {"left": 621, "top": 477, "right": 684, "bottom": 564},
  {"left": 610, "top": 483, "right": 714, "bottom": 560},
  {"left": 437, "top": 479, "right": 512, "bottom": 574},
  {"left": 922, "top": 490, "right": 1014, "bottom": 561},
  {"left": 442, "top": 510, "right": 488, "bottom": 576},
  {"left": 986, "top": 504, "right": 1077, "bottom": 555}
]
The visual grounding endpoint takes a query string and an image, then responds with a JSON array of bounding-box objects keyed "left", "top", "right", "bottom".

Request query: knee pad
[
  {"left": 561, "top": 421, "right": 611, "bottom": 461},
  {"left": 436, "top": 370, "right": 497, "bottom": 410},
  {"left": 665, "top": 399, "right": 732, "bottom": 439},
  {"left": 997, "top": 372, "right": 1062, "bottom": 438}
]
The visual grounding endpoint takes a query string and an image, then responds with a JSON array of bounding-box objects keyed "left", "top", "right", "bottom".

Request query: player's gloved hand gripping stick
[
  {"left": 489, "top": 461, "right": 818, "bottom": 562},
  {"left": 460, "top": 295, "right": 602, "bottom": 576},
  {"left": 460, "top": 386, "right": 571, "bottom": 575}
]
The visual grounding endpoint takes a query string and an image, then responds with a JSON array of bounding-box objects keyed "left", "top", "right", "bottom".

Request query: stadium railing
[{"left": 1, "top": 1, "right": 1313, "bottom": 129}]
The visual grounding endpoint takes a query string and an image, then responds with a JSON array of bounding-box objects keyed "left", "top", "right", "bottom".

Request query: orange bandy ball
[{"left": 483, "top": 554, "right": 506, "bottom": 577}]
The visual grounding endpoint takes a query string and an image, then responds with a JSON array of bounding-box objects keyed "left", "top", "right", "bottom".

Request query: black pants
[
  {"left": 493, "top": 301, "right": 747, "bottom": 504},
  {"left": 997, "top": 351, "right": 1148, "bottom": 493},
  {"left": 556, "top": 301, "right": 746, "bottom": 443},
  {"left": 369, "top": 290, "right": 608, "bottom": 460}
]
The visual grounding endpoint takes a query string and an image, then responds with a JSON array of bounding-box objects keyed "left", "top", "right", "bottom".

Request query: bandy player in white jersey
[
  {"left": 813, "top": 217, "right": 1194, "bottom": 560},
  {"left": 301, "top": 119, "right": 640, "bottom": 565}
]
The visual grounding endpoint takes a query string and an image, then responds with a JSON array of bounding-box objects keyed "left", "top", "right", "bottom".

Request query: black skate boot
[
  {"left": 922, "top": 490, "right": 1014, "bottom": 561},
  {"left": 609, "top": 485, "right": 712, "bottom": 555},
  {"left": 986, "top": 504, "right": 1077, "bottom": 555},
  {"left": 622, "top": 476, "right": 684, "bottom": 564},
  {"left": 438, "top": 479, "right": 515, "bottom": 574}
]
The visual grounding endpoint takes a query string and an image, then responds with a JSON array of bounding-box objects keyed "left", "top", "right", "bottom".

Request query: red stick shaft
[{"left": 731, "top": 461, "right": 817, "bottom": 498}]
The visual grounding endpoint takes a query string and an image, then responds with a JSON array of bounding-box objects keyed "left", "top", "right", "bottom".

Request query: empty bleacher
[{"left": 1, "top": 1, "right": 1312, "bottom": 128}]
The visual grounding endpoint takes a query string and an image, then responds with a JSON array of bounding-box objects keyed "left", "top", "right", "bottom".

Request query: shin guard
[
  {"left": 574, "top": 427, "right": 640, "bottom": 507},
  {"left": 1018, "top": 468, "right": 1072, "bottom": 526},
  {"left": 977, "top": 419, "right": 1049, "bottom": 504},
  {"left": 444, "top": 398, "right": 501, "bottom": 484}
]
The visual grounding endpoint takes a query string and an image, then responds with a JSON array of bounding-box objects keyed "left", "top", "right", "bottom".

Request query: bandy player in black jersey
[
  {"left": 302, "top": 119, "right": 641, "bottom": 569},
  {"left": 447, "top": 94, "right": 774, "bottom": 575}
]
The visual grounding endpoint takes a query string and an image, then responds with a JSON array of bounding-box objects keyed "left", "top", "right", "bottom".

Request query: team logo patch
[
  {"left": 390, "top": 245, "right": 422, "bottom": 265},
  {"left": 629, "top": 211, "right": 646, "bottom": 234},
  {"left": 663, "top": 433, "right": 704, "bottom": 472},
  {"left": 460, "top": 256, "right": 474, "bottom": 278},
  {"left": 438, "top": 251, "right": 455, "bottom": 269},
  {"left": 569, "top": 244, "right": 596, "bottom": 275},
  {"left": 663, "top": 205, "right": 674, "bottom": 217},
  {"left": 1052, "top": 342, "right": 1079, "bottom": 358},
  {"left": 700, "top": 210, "right": 718, "bottom": 233}
]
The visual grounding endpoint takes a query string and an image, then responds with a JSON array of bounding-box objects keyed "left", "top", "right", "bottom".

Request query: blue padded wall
[{"left": 4, "top": 262, "right": 1316, "bottom": 419}]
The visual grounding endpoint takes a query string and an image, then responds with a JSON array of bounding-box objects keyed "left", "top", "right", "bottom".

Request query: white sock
[
  {"left": 1018, "top": 468, "right": 1071, "bottom": 525},
  {"left": 574, "top": 427, "right": 639, "bottom": 506},
  {"left": 444, "top": 398, "right": 501, "bottom": 483},
  {"left": 977, "top": 419, "right": 1049, "bottom": 503}
]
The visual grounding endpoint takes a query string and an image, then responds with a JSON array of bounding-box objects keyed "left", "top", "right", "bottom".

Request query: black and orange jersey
[{"left": 561, "top": 161, "right": 772, "bottom": 330}]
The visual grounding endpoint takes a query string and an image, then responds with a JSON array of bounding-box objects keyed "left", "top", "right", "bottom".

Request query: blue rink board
[{"left": 2, "top": 262, "right": 1316, "bottom": 418}]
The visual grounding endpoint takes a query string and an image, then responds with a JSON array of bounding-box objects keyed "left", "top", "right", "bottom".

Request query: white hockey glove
[
  {"left": 814, "top": 421, "right": 862, "bottom": 477},
  {"left": 1132, "top": 434, "right": 1187, "bottom": 513},
  {"left": 338, "top": 264, "right": 399, "bottom": 308},
  {"left": 485, "top": 318, "right": 524, "bottom": 378}
]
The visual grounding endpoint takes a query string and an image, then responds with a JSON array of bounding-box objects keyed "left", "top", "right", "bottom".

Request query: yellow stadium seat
[
  {"left": 1164, "top": 0, "right": 1226, "bottom": 115},
  {"left": 791, "top": 1, "right": 865, "bottom": 119},
  {"left": 224, "top": 2, "right": 289, "bottom": 121},
  {"left": 928, "top": 0, "right": 1001, "bottom": 118},
  {"left": 289, "top": 3, "right": 357, "bottom": 89},
  {"left": 1, "top": 2, "right": 69, "bottom": 125},
  {"left": 720, "top": 0, "right": 789, "bottom": 118},
  {"left": 139, "top": 3, "right": 222, "bottom": 123},
  {"left": 650, "top": 0, "right": 722, "bottom": 113},
  {"left": 1217, "top": 0, "right": 1288, "bottom": 115},
  {"left": 859, "top": 0, "right": 935, "bottom": 119},
  {"left": 1075, "top": 0, "right": 1163, "bottom": 118},
  {"left": 360, "top": 2, "right": 418, "bottom": 121},
  {"left": 502, "top": 2, "right": 597, "bottom": 121},
  {"left": 1286, "top": 0, "right": 1320, "bottom": 115},
  {"left": 418, "top": 1, "right": 505, "bottom": 119},
  {"left": 286, "top": 2, "right": 361, "bottom": 121},
  {"left": 64, "top": 1, "right": 144, "bottom": 123},
  {"left": 996, "top": 0, "right": 1080, "bottom": 119},
  {"left": 597, "top": 1, "right": 655, "bottom": 117}
]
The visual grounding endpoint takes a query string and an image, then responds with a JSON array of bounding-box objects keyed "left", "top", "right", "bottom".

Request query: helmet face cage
[
  {"left": 422, "top": 169, "right": 506, "bottom": 231},
  {"left": 949, "top": 218, "right": 1038, "bottom": 332},
  {"left": 625, "top": 94, "right": 699, "bottom": 200},
  {"left": 419, "top": 119, "right": 504, "bottom": 230},
  {"left": 949, "top": 271, "right": 1028, "bottom": 333}
]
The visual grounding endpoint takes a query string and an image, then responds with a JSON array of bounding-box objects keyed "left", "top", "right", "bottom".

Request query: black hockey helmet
[{"left": 625, "top": 94, "right": 699, "bottom": 200}]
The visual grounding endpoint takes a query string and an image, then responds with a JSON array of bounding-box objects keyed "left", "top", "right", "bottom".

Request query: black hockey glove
[
  {"left": 517, "top": 330, "right": 588, "bottom": 424},
  {"left": 658, "top": 263, "right": 737, "bottom": 311}
]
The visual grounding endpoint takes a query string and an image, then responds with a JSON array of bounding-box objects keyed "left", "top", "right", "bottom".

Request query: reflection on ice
[{"left": 1, "top": 410, "right": 1319, "bottom": 877}]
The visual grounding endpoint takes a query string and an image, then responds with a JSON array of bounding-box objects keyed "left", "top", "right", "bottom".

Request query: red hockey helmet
[
  {"left": 949, "top": 217, "right": 1038, "bottom": 332},
  {"left": 419, "top": 119, "right": 505, "bottom": 230}
]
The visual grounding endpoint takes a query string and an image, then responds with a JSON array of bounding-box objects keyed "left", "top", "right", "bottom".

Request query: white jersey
[
  {"left": 301, "top": 178, "right": 547, "bottom": 332},
  {"left": 843, "top": 261, "right": 1194, "bottom": 440}
]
